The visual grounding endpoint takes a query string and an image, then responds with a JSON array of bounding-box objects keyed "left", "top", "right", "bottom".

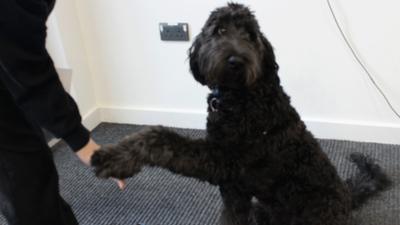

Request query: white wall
[
  {"left": 46, "top": 0, "right": 100, "bottom": 130},
  {"left": 52, "top": 0, "right": 400, "bottom": 144}
]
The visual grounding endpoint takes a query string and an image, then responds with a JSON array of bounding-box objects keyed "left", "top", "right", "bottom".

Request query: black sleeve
[{"left": 0, "top": 0, "right": 90, "bottom": 151}]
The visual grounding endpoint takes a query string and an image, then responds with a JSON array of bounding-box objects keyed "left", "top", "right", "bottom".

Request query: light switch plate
[{"left": 159, "top": 23, "right": 190, "bottom": 41}]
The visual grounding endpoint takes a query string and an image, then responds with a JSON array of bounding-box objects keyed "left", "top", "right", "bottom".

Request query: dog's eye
[
  {"left": 242, "top": 33, "right": 251, "bottom": 40},
  {"left": 218, "top": 28, "right": 227, "bottom": 35},
  {"left": 246, "top": 31, "right": 257, "bottom": 40}
]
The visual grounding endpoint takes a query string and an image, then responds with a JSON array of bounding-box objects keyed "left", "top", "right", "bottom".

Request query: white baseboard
[
  {"left": 98, "top": 106, "right": 400, "bottom": 145},
  {"left": 82, "top": 107, "right": 102, "bottom": 131},
  {"left": 100, "top": 106, "right": 207, "bottom": 129},
  {"left": 305, "top": 119, "right": 400, "bottom": 145},
  {"left": 48, "top": 138, "right": 61, "bottom": 148}
]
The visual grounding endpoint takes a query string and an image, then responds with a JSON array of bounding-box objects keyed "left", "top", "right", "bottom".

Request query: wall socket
[{"left": 159, "top": 23, "right": 189, "bottom": 41}]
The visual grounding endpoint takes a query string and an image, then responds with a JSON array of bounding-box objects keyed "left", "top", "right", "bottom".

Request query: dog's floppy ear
[
  {"left": 259, "top": 33, "right": 280, "bottom": 84},
  {"left": 260, "top": 33, "right": 279, "bottom": 74},
  {"left": 188, "top": 36, "right": 206, "bottom": 85}
]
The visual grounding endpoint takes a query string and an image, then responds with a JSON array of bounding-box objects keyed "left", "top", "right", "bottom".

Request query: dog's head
[{"left": 189, "top": 3, "right": 279, "bottom": 89}]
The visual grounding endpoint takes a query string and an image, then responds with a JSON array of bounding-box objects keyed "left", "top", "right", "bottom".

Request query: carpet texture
[{"left": 0, "top": 123, "right": 399, "bottom": 225}]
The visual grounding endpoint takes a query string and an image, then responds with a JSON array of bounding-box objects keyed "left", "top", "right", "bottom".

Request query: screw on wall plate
[{"left": 159, "top": 23, "right": 190, "bottom": 41}]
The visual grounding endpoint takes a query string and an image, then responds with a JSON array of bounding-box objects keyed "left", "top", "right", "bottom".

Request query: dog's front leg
[
  {"left": 219, "top": 184, "right": 254, "bottom": 225},
  {"left": 91, "top": 126, "right": 237, "bottom": 184}
]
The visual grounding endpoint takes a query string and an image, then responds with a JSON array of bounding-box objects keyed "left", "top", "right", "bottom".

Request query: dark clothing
[
  {"left": 0, "top": 82, "right": 50, "bottom": 153},
  {"left": 0, "top": 0, "right": 90, "bottom": 152},
  {"left": 0, "top": 0, "right": 89, "bottom": 224},
  {"left": 0, "top": 83, "right": 79, "bottom": 225},
  {"left": 0, "top": 149, "right": 78, "bottom": 225}
]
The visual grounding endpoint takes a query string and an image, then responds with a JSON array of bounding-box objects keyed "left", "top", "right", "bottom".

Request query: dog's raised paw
[
  {"left": 90, "top": 148, "right": 108, "bottom": 168},
  {"left": 91, "top": 144, "right": 144, "bottom": 179},
  {"left": 91, "top": 147, "right": 115, "bottom": 178}
]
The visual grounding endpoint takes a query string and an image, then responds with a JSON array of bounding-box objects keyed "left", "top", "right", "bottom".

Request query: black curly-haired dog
[{"left": 91, "top": 3, "right": 390, "bottom": 225}]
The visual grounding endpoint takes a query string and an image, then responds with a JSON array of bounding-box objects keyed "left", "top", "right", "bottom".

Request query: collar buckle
[
  {"left": 210, "top": 97, "right": 220, "bottom": 112},
  {"left": 209, "top": 88, "right": 221, "bottom": 112}
]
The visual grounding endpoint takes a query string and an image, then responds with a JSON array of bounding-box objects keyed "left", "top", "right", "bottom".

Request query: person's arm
[
  {"left": 0, "top": 0, "right": 90, "bottom": 151},
  {"left": 0, "top": 0, "right": 126, "bottom": 189}
]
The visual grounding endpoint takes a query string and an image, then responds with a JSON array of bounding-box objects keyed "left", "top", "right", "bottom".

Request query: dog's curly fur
[{"left": 91, "top": 3, "right": 390, "bottom": 225}]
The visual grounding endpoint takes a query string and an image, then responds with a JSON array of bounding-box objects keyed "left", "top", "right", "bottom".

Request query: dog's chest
[
  {"left": 206, "top": 89, "right": 277, "bottom": 144},
  {"left": 206, "top": 90, "right": 246, "bottom": 122},
  {"left": 205, "top": 90, "right": 251, "bottom": 145}
]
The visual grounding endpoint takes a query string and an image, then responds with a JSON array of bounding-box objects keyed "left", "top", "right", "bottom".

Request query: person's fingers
[
  {"left": 76, "top": 138, "right": 100, "bottom": 166},
  {"left": 113, "top": 178, "right": 126, "bottom": 190},
  {"left": 118, "top": 180, "right": 126, "bottom": 190}
]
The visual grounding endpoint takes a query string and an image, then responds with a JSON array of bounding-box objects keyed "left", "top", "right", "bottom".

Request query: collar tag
[
  {"left": 209, "top": 88, "right": 221, "bottom": 112},
  {"left": 210, "top": 97, "right": 219, "bottom": 112}
]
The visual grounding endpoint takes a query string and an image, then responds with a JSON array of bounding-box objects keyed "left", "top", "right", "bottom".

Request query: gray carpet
[{"left": 1, "top": 123, "right": 399, "bottom": 225}]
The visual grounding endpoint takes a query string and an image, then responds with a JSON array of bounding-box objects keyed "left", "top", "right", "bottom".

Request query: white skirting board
[
  {"left": 82, "top": 107, "right": 102, "bottom": 131},
  {"left": 98, "top": 106, "right": 400, "bottom": 145},
  {"left": 305, "top": 119, "right": 400, "bottom": 145},
  {"left": 100, "top": 106, "right": 206, "bottom": 130}
]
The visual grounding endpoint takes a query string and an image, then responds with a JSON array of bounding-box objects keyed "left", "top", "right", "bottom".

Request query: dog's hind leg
[
  {"left": 92, "top": 126, "right": 239, "bottom": 184},
  {"left": 219, "top": 184, "right": 254, "bottom": 225}
]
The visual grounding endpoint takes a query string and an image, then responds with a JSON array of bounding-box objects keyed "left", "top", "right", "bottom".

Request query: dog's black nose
[{"left": 227, "top": 56, "right": 244, "bottom": 68}]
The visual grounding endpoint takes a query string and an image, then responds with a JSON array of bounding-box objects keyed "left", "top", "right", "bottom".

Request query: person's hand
[
  {"left": 76, "top": 138, "right": 100, "bottom": 165},
  {"left": 76, "top": 138, "right": 126, "bottom": 190}
]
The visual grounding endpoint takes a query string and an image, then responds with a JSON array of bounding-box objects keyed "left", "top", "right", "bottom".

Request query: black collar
[{"left": 209, "top": 88, "right": 221, "bottom": 112}]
